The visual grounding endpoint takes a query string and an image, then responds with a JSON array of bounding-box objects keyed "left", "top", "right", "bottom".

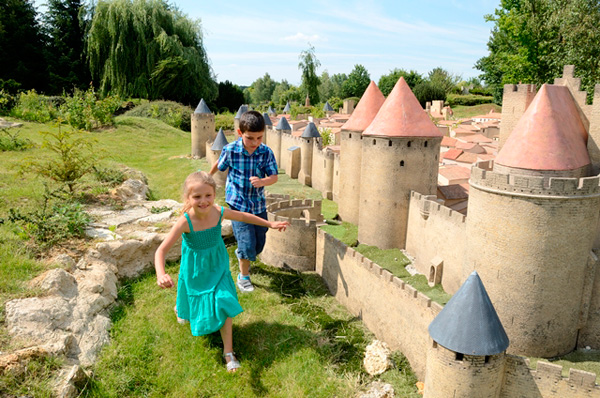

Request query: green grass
[
  {"left": 451, "top": 103, "right": 501, "bottom": 119},
  {"left": 528, "top": 350, "right": 600, "bottom": 383}
]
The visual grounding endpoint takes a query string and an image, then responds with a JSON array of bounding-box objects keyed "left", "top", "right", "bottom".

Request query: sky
[{"left": 33, "top": 0, "right": 500, "bottom": 87}]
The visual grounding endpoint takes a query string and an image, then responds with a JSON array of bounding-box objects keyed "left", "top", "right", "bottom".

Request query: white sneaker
[{"left": 237, "top": 274, "right": 255, "bottom": 293}]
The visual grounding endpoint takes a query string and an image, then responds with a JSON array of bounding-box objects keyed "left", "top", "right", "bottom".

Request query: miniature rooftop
[
  {"left": 429, "top": 271, "right": 509, "bottom": 356},
  {"left": 194, "top": 99, "right": 211, "bottom": 114},
  {"left": 341, "top": 81, "right": 385, "bottom": 132},
  {"left": 363, "top": 77, "right": 443, "bottom": 138},
  {"left": 211, "top": 128, "right": 228, "bottom": 151},
  {"left": 495, "top": 84, "right": 590, "bottom": 171}
]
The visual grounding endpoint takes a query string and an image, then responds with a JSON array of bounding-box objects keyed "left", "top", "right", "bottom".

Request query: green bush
[
  {"left": 10, "top": 90, "right": 59, "bottom": 122},
  {"left": 0, "top": 128, "right": 33, "bottom": 151},
  {"left": 215, "top": 112, "right": 234, "bottom": 131},
  {"left": 413, "top": 82, "right": 446, "bottom": 108},
  {"left": 92, "top": 165, "right": 126, "bottom": 186},
  {"left": 320, "top": 127, "right": 334, "bottom": 146},
  {"left": 327, "top": 96, "right": 343, "bottom": 112},
  {"left": 0, "top": 89, "right": 16, "bottom": 115},
  {"left": 60, "top": 87, "right": 122, "bottom": 131},
  {"left": 446, "top": 94, "right": 494, "bottom": 107},
  {"left": 124, "top": 100, "right": 193, "bottom": 131}
]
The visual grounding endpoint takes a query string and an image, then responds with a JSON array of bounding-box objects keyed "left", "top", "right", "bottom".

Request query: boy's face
[{"left": 238, "top": 129, "right": 264, "bottom": 155}]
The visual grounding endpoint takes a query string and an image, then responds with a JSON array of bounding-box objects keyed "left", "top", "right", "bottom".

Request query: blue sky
[{"left": 34, "top": 0, "right": 500, "bottom": 87}]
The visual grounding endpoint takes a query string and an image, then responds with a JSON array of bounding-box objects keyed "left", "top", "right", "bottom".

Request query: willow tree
[
  {"left": 86, "top": 0, "right": 217, "bottom": 104},
  {"left": 298, "top": 44, "right": 320, "bottom": 105}
]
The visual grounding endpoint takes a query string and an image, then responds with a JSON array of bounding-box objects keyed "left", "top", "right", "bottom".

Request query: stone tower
[
  {"left": 206, "top": 128, "right": 228, "bottom": 187},
  {"left": 273, "top": 116, "right": 291, "bottom": 168},
  {"left": 191, "top": 99, "right": 214, "bottom": 158},
  {"left": 338, "top": 81, "right": 385, "bottom": 224},
  {"left": 424, "top": 271, "right": 509, "bottom": 398},
  {"left": 358, "top": 77, "right": 443, "bottom": 249},
  {"left": 466, "top": 84, "right": 600, "bottom": 357},
  {"left": 233, "top": 104, "right": 248, "bottom": 132},
  {"left": 262, "top": 112, "right": 272, "bottom": 146},
  {"left": 283, "top": 101, "right": 291, "bottom": 114},
  {"left": 298, "top": 122, "right": 320, "bottom": 186}
]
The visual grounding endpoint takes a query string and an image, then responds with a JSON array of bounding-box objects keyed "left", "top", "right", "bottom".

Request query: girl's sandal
[{"left": 224, "top": 352, "right": 240, "bottom": 372}]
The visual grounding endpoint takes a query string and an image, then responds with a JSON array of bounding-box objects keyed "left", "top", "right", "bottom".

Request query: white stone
[
  {"left": 363, "top": 340, "right": 392, "bottom": 376},
  {"left": 359, "top": 382, "right": 395, "bottom": 398}
]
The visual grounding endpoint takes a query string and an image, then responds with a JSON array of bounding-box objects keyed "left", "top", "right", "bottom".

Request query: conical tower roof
[
  {"left": 429, "top": 271, "right": 509, "bottom": 356},
  {"left": 234, "top": 105, "right": 248, "bottom": 119},
  {"left": 362, "top": 77, "right": 442, "bottom": 138},
  {"left": 342, "top": 81, "right": 385, "bottom": 132},
  {"left": 263, "top": 112, "right": 272, "bottom": 126},
  {"left": 211, "top": 128, "right": 229, "bottom": 151},
  {"left": 495, "top": 84, "right": 590, "bottom": 171},
  {"left": 276, "top": 117, "right": 291, "bottom": 132},
  {"left": 283, "top": 102, "right": 291, "bottom": 112},
  {"left": 194, "top": 99, "right": 211, "bottom": 114},
  {"left": 323, "top": 101, "right": 334, "bottom": 112},
  {"left": 301, "top": 122, "right": 321, "bottom": 138},
  {"left": 268, "top": 106, "right": 277, "bottom": 115}
]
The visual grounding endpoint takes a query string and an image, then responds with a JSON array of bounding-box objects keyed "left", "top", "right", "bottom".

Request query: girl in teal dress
[{"left": 154, "top": 171, "right": 289, "bottom": 372}]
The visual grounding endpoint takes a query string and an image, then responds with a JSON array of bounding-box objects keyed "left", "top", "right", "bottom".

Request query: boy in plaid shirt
[{"left": 209, "top": 110, "right": 278, "bottom": 292}]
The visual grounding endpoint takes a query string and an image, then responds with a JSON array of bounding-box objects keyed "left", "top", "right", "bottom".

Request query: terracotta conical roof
[
  {"left": 495, "top": 84, "right": 590, "bottom": 171},
  {"left": 429, "top": 271, "right": 509, "bottom": 356},
  {"left": 362, "top": 77, "right": 442, "bottom": 138},
  {"left": 341, "top": 81, "right": 385, "bottom": 132},
  {"left": 194, "top": 99, "right": 211, "bottom": 114}
]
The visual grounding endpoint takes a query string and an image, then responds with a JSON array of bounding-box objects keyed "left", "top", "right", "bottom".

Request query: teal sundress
[{"left": 176, "top": 207, "right": 243, "bottom": 336}]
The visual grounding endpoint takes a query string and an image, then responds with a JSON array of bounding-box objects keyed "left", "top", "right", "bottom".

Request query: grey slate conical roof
[
  {"left": 276, "top": 117, "right": 291, "bottom": 131},
  {"left": 211, "top": 128, "right": 229, "bottom": 151},
  {"left": 235, "top": 105, "right": 249, "bottom": 119},
  {"left": 301, "top": 122, "right": 321, "bottom": 138},
  {"left": 283, "top": 102, "right": 291, "bottom": 113},
  {"left": 194, "top": 99, "right": 212, "bottom": 114},
  {"left": 323, "top": 101, "right": 334, "bottom": 112},
  {"left": 262, "top": 113, "right": 272, "bottom": 126},
  {"left": 428, "top": 271, "right": 509, "bottom": 356},
  {"left": 268, "top": 106, "right": 277, "bottom": 115}
]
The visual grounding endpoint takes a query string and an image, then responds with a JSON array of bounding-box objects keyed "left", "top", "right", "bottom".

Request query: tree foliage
[
  {"left": 413, "top": 82, "right": 446, "bottom": 108},
  {"left": 43, "top": 0, "right": 89, "bottom": 94},
  {"left": 0, "top": 0, "right": 48, "bottom": 92},
  {"left": 298, "top": 44, "right": 320, "bottom": 105},
  {"left": 476, "top": 0, "right": 600, "bottom": 103},
  {"left": 428, "top": 67, "right": 461, "bottom": 94},
  {"left": 342, "top": 64, "right": 370, "bottom": 98},
  {"left": 378, "top": 69, "right": 423, "bottom": 96},
  {"left": 87, "top": 0, "right": 216, "bottom": 105},
  {"left": 249, "top": 73, "right": 276, "bottom": 104},
  {"left": 215, "top": 80, "right": 244, "bottom": 113}
]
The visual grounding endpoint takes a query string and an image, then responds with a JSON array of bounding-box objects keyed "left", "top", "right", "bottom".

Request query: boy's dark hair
[{"left": 239, "top": 110, "right": 265, "bottom": 133}]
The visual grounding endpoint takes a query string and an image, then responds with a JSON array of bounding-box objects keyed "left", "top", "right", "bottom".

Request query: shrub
[
  {"left": 124, "top": 100, "right": 193, "bottom": 131},
  {"left": 319, "top": 127, "right": 334, "bottom": 146},
  {"left": 327, "top": 96, "right": 343, "bottom": 112},
  {"left": 413, "top": 82, "right": 446, "bottom": 108},
  {"left": 0, "top": 128, "right": 33, "bottom": 151},
  {"left": 215, "top": 112, "right": 234, "bottom": 131},
  {"left": 92, "top": 165, "right": 126, "bottom": 186},
  {"left": 446, "top": 94, "right": 494, "bottom": 107},
  {"left": 0, "top": 89, "right": 16, "bottom": 115},
  {"left": 10, "top": 90, "right": 59, "bottom": 122},
  {"left": 23, "top": 123, "right": 98, "bottom": 193},
  {"left": 60, "top": 87, "right": 122, "bottom": 131}
]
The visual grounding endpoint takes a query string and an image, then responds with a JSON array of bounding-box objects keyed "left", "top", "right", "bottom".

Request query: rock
[
  {"left": 52, "top": 254, "right": 77, "bottom": 270},
  {"left": 111, "top": 179, "right": 148, "bottom": 201},
  {"left": 120, "top": 167, "right": 148, "bottom": 184},
  {"left": 363, "top": 340, "right": 392, "bottom": 376},
  {"left": 54, "top": 364, "right": 88, "bottom": 398},
  {"left": 29, "top": 268, "right": 78, "bottom": 299},
  {"left": 85, "top": 227, "right": 121, "bottom": 241},
  {"left": 222, "top": 219, "right": 233, "bottom": 237},
  {"left": 0, "top": 346, "right": 49, "bottom": 376},
  {"left": 359, "top": 381, "right": 395, "bottom": 398}
]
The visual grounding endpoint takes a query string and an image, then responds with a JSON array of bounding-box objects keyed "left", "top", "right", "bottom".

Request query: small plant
[
  {"left": 215, "top": 112, "right": 234, "bottom": 131},
  {"left": 10, "top": 90, "right": 59, "bottom": 122},
  {"left": 93, "top": 165, "right": 126, "bottom": 186},
  {"left": 319, "top": 127, "right": 334, "bottom": 146},
  {"left": 150, "top": 206, "right": 171, "bottom": 214},
  {"left": 7, "top": 185, "right": 91, "bottom": 247},
  {"left": 0, "top": 88, "right": 16, "bottom": 115},
  {"left": 124, "top": 100, "right": 193, "bottom": 131},
  {"left": 0, "top": 128, "right": 33, "bottom": 151},
  {"left": 60, "top": 86, "right": 122, "bottom": 131},
  {"left": 23, "top": 122, "right": 99, "bottom": 193}
]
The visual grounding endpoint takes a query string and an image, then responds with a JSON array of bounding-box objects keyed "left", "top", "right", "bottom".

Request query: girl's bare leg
[{"left": 220, "top": 317, "right": 239, "bottom": 372}]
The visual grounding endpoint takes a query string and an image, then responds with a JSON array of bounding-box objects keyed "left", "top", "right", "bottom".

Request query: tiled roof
[
  {"left": 341, "top": 81, "right": 385, "bottom": 132},
  {"left": 438, "top": 184, "right": 469, "bottom": 200},
  {"left": 441, "top": 136, "right": 457, "bottom": 147},
  {"left": 439, "top": 165, "right": 471, "bottom": 181},
  {"left": 496, "top": 84, "right": 590, "bottom": 171},
  {"left": 363, "top": 77, "right": 442, "bottom": 138},
  {"left": 461, "top": 134, "right": 493, "bottom": 144},
  {"left": 455, "top": 152, "right": 479, "bottom": 164},
  {"left": 442, "top": 148, "right": 463, "bottom": 160}
]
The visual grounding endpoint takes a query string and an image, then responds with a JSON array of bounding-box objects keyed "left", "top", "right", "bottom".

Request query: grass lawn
[
  {"left": 451, "top": 103, "right": 501, "bottom": 119},
  {"left": 0, "top": 116, "right": 421, "bottom": 397}
]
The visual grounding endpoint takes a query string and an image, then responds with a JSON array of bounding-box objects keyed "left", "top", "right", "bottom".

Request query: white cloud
[{"left": 281, "top": 32, "right": 323, "bottom": 44}]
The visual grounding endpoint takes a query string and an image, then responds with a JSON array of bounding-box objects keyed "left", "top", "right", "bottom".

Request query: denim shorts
[{"left": 229, "top": 204, "right": 269, "bottom": 261}]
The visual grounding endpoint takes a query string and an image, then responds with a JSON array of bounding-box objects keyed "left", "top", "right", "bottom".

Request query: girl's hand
[
  {"left": 270, "top": 221, "right": 290, "bottom": 231},
  {"left": 157, "top": 273, "right": 174, "bottom": 288}
]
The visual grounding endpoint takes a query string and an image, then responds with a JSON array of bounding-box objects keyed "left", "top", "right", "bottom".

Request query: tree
[
  {"left": 378, "top": 68, "right": 423, "bottom": 96},
  {"left": 413, "top": 81, "right": 446, "bottom": 108},
  {"left": 342, "top": 64, "right": 370, "bottom": 98},
  {"left": 271, "top": 80, "right": 291, "bottom": 105},
  {"left": 298, "top": 44, "right": 320, "bottom": 105},
  {"left": 330, "top": 73, "right": 347, "bottom": 98},
  {"left": 0, "top": 0, "right": 48, "bottom": 92},
  {"left": 215, "top": 80, "right": 244, "bottom": 113},
  {"left": 428, "top": 67, "right": 461, "bottom": 94},
  {"left": 318, "top": 71, "right": 334, "bottom": 102},
  {"left": 476, "top": 0, "right": 600, "bottom": 103},
  {"left": 87, "top": 0, "right": 217, "bottom": 104},
  {"left": 43, "top": 0, "right": 89, "bottom": 94},
  {"left": 250, "top": 73, "right": 276, "bottom": 104}
]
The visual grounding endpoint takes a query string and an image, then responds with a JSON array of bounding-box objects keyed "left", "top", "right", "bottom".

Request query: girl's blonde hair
[{"left": 181, "top": 171, "right": 217, "bottom": 213}]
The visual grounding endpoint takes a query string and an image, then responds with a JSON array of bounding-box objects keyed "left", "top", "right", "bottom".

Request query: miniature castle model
[{"left": 191, "top": 99, "right": 215, "bottom": 158}]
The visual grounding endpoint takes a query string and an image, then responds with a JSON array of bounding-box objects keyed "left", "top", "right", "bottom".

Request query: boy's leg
[
  {"left": 231, "top": 218, "right": 257, "bottom": 293},
  {"left": 254, "top": 210, "right": 269, "bottom": 256}
]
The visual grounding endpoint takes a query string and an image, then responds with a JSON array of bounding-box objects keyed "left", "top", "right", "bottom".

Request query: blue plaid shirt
[{"left": 217, "top": 138, "right": 278, "bottom": 214}]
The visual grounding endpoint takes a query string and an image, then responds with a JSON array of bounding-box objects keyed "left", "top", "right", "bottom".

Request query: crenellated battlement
[
  {"left": 470, "top": 161, "right": 600, "bottom": 197},
  {"left": 410, "top": 191, "right": 466, "bottom": 224},
  {"left": 503, "top": 83, "right": 537, "bottom": 95}
]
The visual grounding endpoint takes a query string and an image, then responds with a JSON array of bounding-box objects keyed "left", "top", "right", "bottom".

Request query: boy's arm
[
  {"left": 250, "top": 174, "right": 277, "bottom": 188},
  {"left": 209, "top": 160, "right": 219, "bottom": 176},
  {"left": 250, "top": 148, "right": 278, "bottom": 187}
]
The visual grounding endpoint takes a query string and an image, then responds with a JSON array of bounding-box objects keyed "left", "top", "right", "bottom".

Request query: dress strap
[
  {"left": 218, "top": 206, "right": 224, "bottom": 225},
  {"left": 183, "top": 212, "right": 194, "bottom": 232}
]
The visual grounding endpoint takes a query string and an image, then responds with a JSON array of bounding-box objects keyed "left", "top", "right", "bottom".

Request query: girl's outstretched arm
[
  {"left": 223, "top": 207, "right": 289, "bottom": 231},
  {"left": 154, "top": 216, "right": 187, "bottom": 288}
]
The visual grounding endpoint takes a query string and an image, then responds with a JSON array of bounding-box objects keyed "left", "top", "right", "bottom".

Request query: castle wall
[
  {"left": 579, "top": 250, "right": 600, "bottom": 348},
  {"left": 332, "top": 152, "right": 340, "bottom": 202},
  {"left": 298, "top": 138, "right": 314, "bottom": 186},
  {"left": 266, "top": 127, "right": 282, "bottom": 167},
  {"left": 338, "top": 131, "right": 363, "bottom": 224},
  {"left": 405, "top": 192, "right": 467, "bottom": 294},
  {"left": 279, "top": 133, "right": 298, "bottom": 173},
  {"left": 423, "top": 345, "right": 505, "bottom": 398},
  {"left": 316, "top": 228, "right": 443, "bottom": 378},
  {"left": 310, "top": 142, "right": 334, "bottom": 200},
  {"left": 588, "top": 86, "right": 600, "bottom": 172},
  {"left": 191, "top": 113, "right": 215, "bottom": 158},
  {"left": 204, "top": 142, "right": 227, "bottom": 187},
  {"left": 466, "top": 162, "right": 600, "bottom": 357},
  {"left": 498, "top": 84, "right": 536, "bottom": 151},
  {"left": 499, "top": 356, "right": 600, "bottom": 398},
  {"left": 358, "top": 136, "right": 441, "bottom": 249}
]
